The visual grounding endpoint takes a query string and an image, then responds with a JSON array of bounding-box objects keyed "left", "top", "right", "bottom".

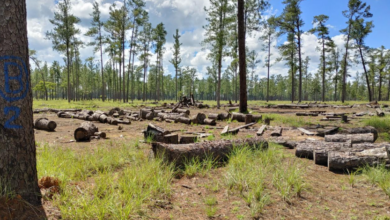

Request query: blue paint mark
[
  {"left": 0, "top": 56, "right": 29, "bottom": 102},
  {"left": 4, "top": 106, "right": 22, "bottom": 129}
]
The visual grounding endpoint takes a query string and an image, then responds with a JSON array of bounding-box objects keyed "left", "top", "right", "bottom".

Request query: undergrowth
[
  {"left": 262, "top": 113, "right": 311, "bottom": 128},
  {"left": 362, "top": 164, "right": 390, "bottom": 198}
]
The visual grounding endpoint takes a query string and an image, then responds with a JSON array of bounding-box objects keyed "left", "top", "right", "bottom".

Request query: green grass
[
  {"left": 37, "top": 141, "right": 174, "bottom": 219},
  {"left": 362, "top": 164, "right": 390, "bottom": 198},
  {"left": 181, "top": 155, "right": 217, "bottom": 178},
  {"left": 225, "top": 143, "right": 306, "bottom": 217},
  {"left": 363, "top": 116, "right": 390, "bottom": 132},
  {"left": 262, "top": 113, "right": 312, "bottom": 128}
]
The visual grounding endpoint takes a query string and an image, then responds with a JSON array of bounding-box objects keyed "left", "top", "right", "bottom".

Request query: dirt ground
[{"left": 33, "top": 104, "right": 390, "bottom": 219}]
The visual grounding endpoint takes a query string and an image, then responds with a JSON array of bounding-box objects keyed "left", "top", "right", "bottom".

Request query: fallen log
[
  {"left": 314, "top": 143, "right": 389, "bottom": 166},
  {"left": 203, "top": 119, "right": 216, "bottom": 126},
  {"left": 140, "top": 109, "right": 153, "bottom": 119},
  {"left": 252, "top": 115, "right": 262, "bottom": 122},
  {"left": 271, "top": 127, "right": 282, "bottom": 137},
  {"left": 49, "top": 108, "right": 81, "bottom": 113},
  {"left": 98, "top": 114, "right": 108, "bottom": 123},
  {"left": 227, "top": 122, "right": 256, "bottom": 135},
  {"left": 107, "top": 117, "right": 119, "bottom": 125},
  {"left": 270, "top": 137, "right": 298, "bottom": 149},
  {"left": 325, "top": 133, "right": 374, "bottom": 144},
  {"left": 298, "top": 127, "right": 315, "bottom": 136},
  {"left": 296, "top": 112, "right": 318, "bottom": 116},
  {"left": 296, "top": 141, "right": 348, "bottom": 159},
  {"left": 245, "top": 114, "right": 253, "bottom": 125},
  {"left": 340, "top": 126, "right": 378, "bottom": 141},
  {"left": 227, "top": 107, "right": 239, "bottom": 112},
  {"left": 144, "top": 123, "right": 170, "bottom": 142},
  {"left": 152, "top": 137, "right": 268, "bottom": 166},
  {"left": 177, "top": 109, "right": 190, "bottom": 115},
  {"left": 328, "top": 147, "right": 389, "bottom": 171},
  {"left": 191, "top": 113, "right": 206, "bottom": 124},
  {"left": 376, "top": 108, "right": 385, "bottom": 117},
  {"left": 208, "top": 113, "right": 219, "bottom": 120},
  {"left": 221, "top": 125, "right": 230, "bottom": 136},
  {"left": 34, "top": 118, "right": 57, "bottom": 131},
  {"left": 74, "top": 122, "right": 99, "bottom": 142},
  {"left": 94, "top": 132, "right": 106, "bottom": 139},
  {"left": 230, "top": 112, "right": 246, "bottom": 122},
  {"left": 256, "top": 125, "right": 267, "bottom": 136}
]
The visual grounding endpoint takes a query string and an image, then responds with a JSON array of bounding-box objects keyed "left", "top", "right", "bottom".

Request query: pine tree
[{"left": 170, "top": 29, "right": 182, "bottom": 101}]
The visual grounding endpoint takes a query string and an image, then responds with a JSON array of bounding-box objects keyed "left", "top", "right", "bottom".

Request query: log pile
[
  {"left": 57, "top": 108, "right": 131, "bottom": 125},
  {"left": 152, "top": 137, "right": 268, "bottom": 166}
]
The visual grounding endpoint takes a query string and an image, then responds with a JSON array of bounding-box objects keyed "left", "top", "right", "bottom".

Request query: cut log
[
  {"left": 221, "top": 125, "right": 230, "bottom": 136},
  {"left": 177, "top": 109, "right": 190, "bottom": 115},
  {"left": 118, "top": 119, "right": 131, "bottom": 125},
  {"left": 180, "top": 136, "right": 198, "bottom": 144},
  {"left": 163, "top": 134, "right": 179, "bottom": 144},
  {"left": 165, "top": 119, "right": 175, "bottom": 123},
  {"left": 256, "top": 125, "right": 267, "bottom": 136},
  {"left": 230, "top": 112, "right": 246, "bottom": 122},
  {"left": 227, "top": 107, "right": 239, "bottom": 112},
  {"left": 152, "top": 137, "right": 268, "bottom": 166},
  {"left": 34, "top": 118, "right": 57, "bottom": 131},
  {"left": 145, "top": 112, "right": 154, "bottom": 120},
  {"left": 298, "top": 127, "right": 315, "bottom": 136},
  {"left": 376, "top": 108, "right": 385, "bottom": 117},
  {"left": 245, "top": 114, "right": 253, "bottom": 125},
  {"left": 226, "top": 122, "right": 256, "bottom": 135},
  {"left": 107, "top": 117, "right": 119, "bottom": 125},
  {"left": 208, "top": 113, "right": 219, "bottom": 120},
  {"left": 144, "top": 123, "right": 170, "bottom": 142},
  {"left": 296, "top": 112, "right": 318, "bottom": 116},
  {"left": 140, "top": 109, "right": 153, "bottom": 119},
  {"left": 191, "top": 113, "right": 206, "bottom": 124},
  {"left": 296, "top": 141, "right": 348, "bottom": 159},
  {"left": 94, "top": 132, "right": 106, "bottom": 139},
  {"left": 271, "top": 127, "right": 282, "bottom": 137},
  {"left": 314, "top": 143, "right": 388, "bottom": 166},
  {"left": 252, "top": 115, "right": 262, "bottom": 122},
  {"left": 203, "top": 119, "right": 216, "bottom": 126},
  {"left": 328, "top": 147, "right": 389, "bottom": 171},
  {"left": 340, "top": 126, "right": 378, "bottom": 141},
  {"left": 98, "top": 114, "right": 108, "bottom": 123},
  {"left": 74, "top": 122, "right": 99, "bottom": 142},
  {"left": 270, "top": 138, "right": 298, "bottom": 149},
  {"left": 325, "top": 133, "right": 374, "bottom": 144}
]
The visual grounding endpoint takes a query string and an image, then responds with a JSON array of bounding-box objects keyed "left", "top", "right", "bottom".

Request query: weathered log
[
  {"left": 340, "top": 126, "right": 378, "bottom": 141},
  {"left": 57, "top": 111, "right": 76, "bottom": 118},
  {"left": 221, "top": 125, "right": 230, "bottom": 136},
  {"left": 376, "top": 108, "right": 385, "bottom": 117},
  {"left": 208, "top": 113, "right": 219, "bottom": 120},
  {"left": 328, "top": 147, "right": 389, "bottom": 171},
  {"left": 296, "top": 112, "right": 318, "bottom": 116},
  {"left": 314, "top": 143, "right": 388, "bottom": 166},
  {"left": 270, "top": 137, "right": 298, "bottom": 149},
  {"left": 245, "top": 114, "right": 253, "bottom": 125},
  {"left": 74, "top": 122, "right": 99, "bottom": 142},
  {"left": 256, "top": 125, "right": 267, "bottom": 136},
  {"left": 163, "top": 134, "right": 179, "bottom": 144},
  {"left": 298, "top": 127, "right": 315, "bottom": 136},
  {"left": 191, "top": 113, "right": 206, "bottom": 124},
  {"left": 94, "top": 132, "right": 106, "bottom": 139},
  {"left": 230, "top": 112, "right": 246, "bottom": 122},
  {"left": 165, "top": 119, "right": 175, "bottom": 123},
  {"left": 152, "top": 137, "right": 268, "bottom": 166},
  {"left": 33, "top": 108, "right": 50, "bottom": 114},
  {"left": 99, "top": 114, "right": 108, "bottom": 123},
  {"left": 34, "top": 118, "right": 57, "bottom": 131},
  {"left": 50, "top": 108, "right": 82, "bottom": 113},
  {"left": 227, "top": 122, "right": 256, "bottom": 135},
  {"left": 271, "top": 127, "right": 282, "bottom": 137},
  {"left": 140, "top": 109, "right": 153, "bottom": 119},
  {"left": 145, "top": 112, "right": 154, "bottom": 120},
  {"left": 81, "top": 109, "right": 94, "bottom": 115},
  {"left": 107, "top": 117, "right": 119, "bottom": 125},
  {"left": 203, "top": 119, "right": 216, "bottom": 126},
  {"left": 296, "top": 141, "right": 348, "bottom": 159},
  {"left": 180, "top": 136, "right": 198, "bottom": 144},
  {"left": 117, "top": 119, "right": 131, "bottom": 125},
  {"left": 252, "top": 115, "right": 262, "bottom": 122},
  {"left": 177, "top": 109, "right": 190, "bottom": 115},
  {"left": 325, "top": 133, "right": 374, "bottom": 144},
  {"left": 144, "top": 123, "right": 170, "bottom": 142}
]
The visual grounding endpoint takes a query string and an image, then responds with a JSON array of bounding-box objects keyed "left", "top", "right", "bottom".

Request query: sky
[{"left": 26, "top": 0, "right": 390, "bottom": 80}]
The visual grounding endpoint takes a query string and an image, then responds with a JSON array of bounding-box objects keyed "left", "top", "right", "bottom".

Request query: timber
[
  {"left": 328, "top": 147, "right": 389, "bottom": 171},
  {"left": 152, "top": 137, "right": 268, "bottom": 166},
  {"left": 340, "top": 126, "right": 378, "bottom": 141},
  {"left": 256, "top": 125, "right": 267, "bottom": 136},
  {"left": 74, "top": 122, "right": 99, "bottom": 142},
  {"left": 34, "top": 118, "right": 57, "bottom": 132},
  {"left": 325, "top": 133, "right": 374, "bottom": 144}
]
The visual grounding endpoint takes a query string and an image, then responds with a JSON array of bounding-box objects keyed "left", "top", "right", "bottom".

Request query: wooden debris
[
  {"left": 74, "top": 122, "right": 99, "bottom": 142},
  {"left": 144, "top": 123, "right": 170, "bottom": 142},
  {"left": 256, "top": 125, "right": 267, "bottom": 136},
  {"left": 221, "top": 125, "right": 230, "bottom": 136},
  {"left": 34, "top": 118, "right": 57, "bottom": 131},
  {"left": 152, "top": 137, "right": 268, "bottom": 166},
  {"left": 325, "top": 133, "right": 374, "bottom": 144},
  {"left": 298, "top": 127, "right": 315, "bottom": 136}
]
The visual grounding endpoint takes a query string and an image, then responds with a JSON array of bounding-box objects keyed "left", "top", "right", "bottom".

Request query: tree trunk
[
  {"left": 297, "top": 22, "right": 303, "bottom": 103},
  {"left": 152, "top": 137, "right": 268, "bottom": 166},
  {"left": 0, "top": 0, "right": 42, "bottom": 205},
  {"left": 238, "top": 0, "right": 247, "bottom": 113},
  {"left": 322, "top": 37, "right": 326, "bottom": 102},
  {"left": 358, "top": 44, "right": 372, "bottom": 101},
  {"left": 328, "top": 147, "right": 389, "bottom": 171},
  {"left": 342, "top": 19, "right": 352, "bottom": 103},
  {"left": 267, "top": 34, "right": 271, "bottom": 102}
]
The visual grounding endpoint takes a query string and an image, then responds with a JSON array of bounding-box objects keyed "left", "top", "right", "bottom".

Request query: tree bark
[
  {"left": 238, "top": 0, "right": 247, "bottom": 113},
  {"left": 152, "top": 137, "right": 268, "bottom": 166},
  {"left": 0, "top": 0, "right": 42, "bottom": 205}
]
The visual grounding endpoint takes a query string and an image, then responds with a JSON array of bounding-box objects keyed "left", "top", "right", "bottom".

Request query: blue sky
[{"left": 27, "top": 0, "right": 389, "bottom": 80}]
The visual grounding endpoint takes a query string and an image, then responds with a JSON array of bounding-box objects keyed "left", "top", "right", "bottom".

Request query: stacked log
[
  {"left": 339, "top": 126, "right": 378, "bottom": 141},
  {"left": 328, "top": 146, "right": 390, "bottom": 171},
  {"left": 324, "top": 133, "right": 374, "bottom": 144},
  {"left": 152, "top": 137, "right": 268, "bottom": 166},
  {"left": 34, "top": 118, "right": 57, "bottom": 131}
]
